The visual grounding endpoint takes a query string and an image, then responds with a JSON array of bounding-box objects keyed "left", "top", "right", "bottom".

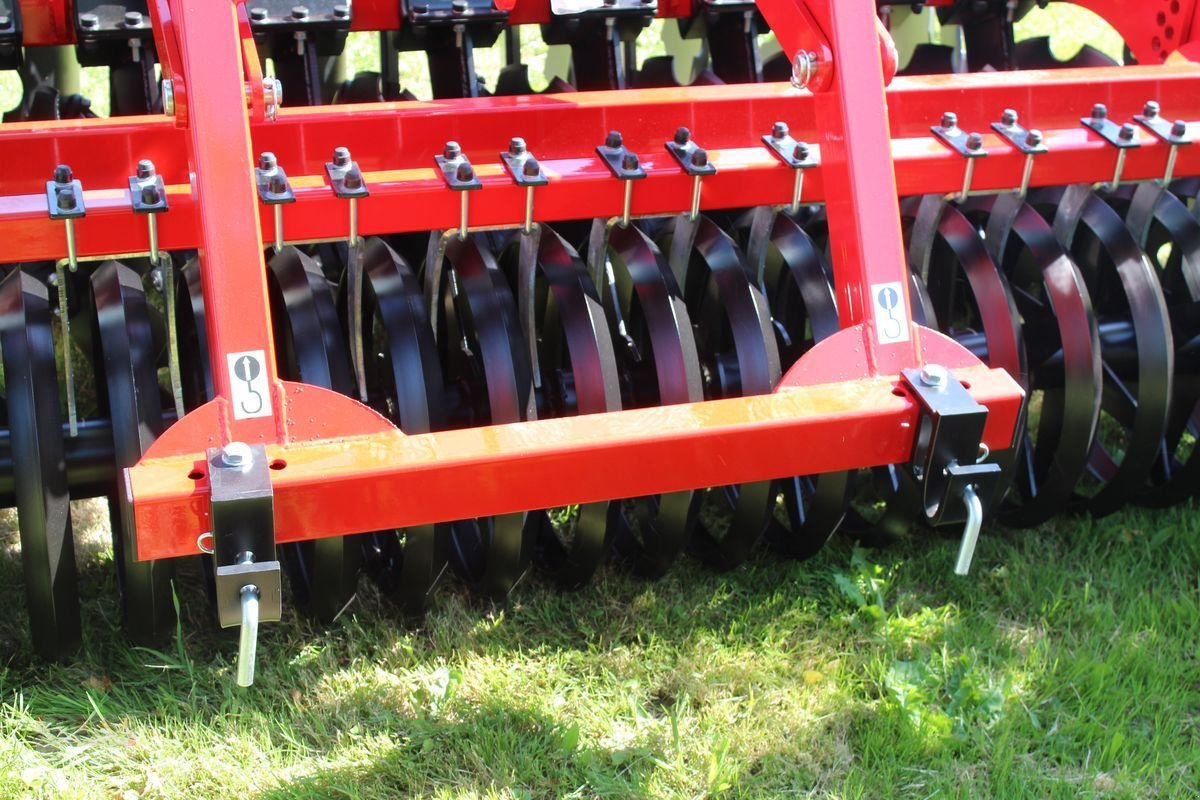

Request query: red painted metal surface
[
  {"left": 15, "top": 0, "right": 74, "bottom": 46},
  {"left": 2, "top": 68, "right": 1199, "bottom": 264},
  {"left": 167, "top": 0, "right": 283, "bottom": 445},
  {"left": 130, "top": 355, "right": 1024, "bottom": 560}
]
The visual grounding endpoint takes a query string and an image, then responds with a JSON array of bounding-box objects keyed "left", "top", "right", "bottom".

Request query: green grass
[
  {"left": 1, "top": 5, "right": 1188, "bottom": 800},
  {"left": 0, "top": 501, "right": 1197, "bottom": 798}
]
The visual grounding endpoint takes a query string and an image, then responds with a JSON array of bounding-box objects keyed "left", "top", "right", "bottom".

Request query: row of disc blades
[{"left": 5, "top": 172, "right": 1200, "bottom": 658}]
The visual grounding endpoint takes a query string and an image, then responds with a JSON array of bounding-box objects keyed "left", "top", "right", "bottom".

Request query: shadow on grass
[{"left": 255, "top": 701, "right": 656, "bottom": 799}]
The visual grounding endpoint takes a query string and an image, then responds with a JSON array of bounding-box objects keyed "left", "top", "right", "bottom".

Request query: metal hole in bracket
[
  {"left": 269, "top": 459, "right": 287, "bottom": 471},
  {"left": 188, "top": 469, "right": 204, "bottom": 481}
]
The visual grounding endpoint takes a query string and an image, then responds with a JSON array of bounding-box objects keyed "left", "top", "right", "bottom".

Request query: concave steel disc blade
[
  {"left": 660, "top": 215, "right": 779, "bottom": 570},
  {"left": 1034, "top": 186, "right": 1174, "bottom": 517},
  {"left": 0, "top": 269, "right": 81, "bottom": 659},
  {"left": 177, "top": 259, "right": 213, "bottom": 408},
  {"left": 499, "top": 226, "right": 622, "bottom": 589},
  {"left": 596, "top": 221, "right": 702, "bottom": 578},
  {"left": 979, "top": 194, "right": 1103, "bottom": 527},
  {"left": 436, "top": 235, "right": 540, "bottom": 599},
  {"left": 267, "top": 247, "right": 362, "bottom": 623},
  {"left": 355, "top": 237, "right": 450, "bottom": 614},
  {"left": 1120, "top": 183, "right": 1200, "bottom": 506},
  {"left": 88, "top": 261, "right": 176, "bottom": 645},
  {"left": 748, "top": 210, "right": 851, "bottom": 559}
]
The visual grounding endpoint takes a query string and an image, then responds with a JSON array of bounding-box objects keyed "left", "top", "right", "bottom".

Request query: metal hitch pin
[
  {"left": 953, "top": 484, "right": 984, "bottom": 576},
  {"left": 237, "top": 584, "right": 260, "bottom": 686},
  {"left": 46, "top": 165, "right": 85, "bottom": 436},
  {"left": 235, "top": 550, "right": 261, "bottom": 687}
]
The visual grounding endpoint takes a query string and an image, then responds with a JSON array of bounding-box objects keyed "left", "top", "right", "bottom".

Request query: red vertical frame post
[
  {"left": 758, "top": 0, "right": 919, "bottom": 377},
  {"left": 170, "top": 0, "right": 283, "bottom": 443}
]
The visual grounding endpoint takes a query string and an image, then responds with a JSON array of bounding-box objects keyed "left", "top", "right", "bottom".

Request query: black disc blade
[
  {"left": 89, "top": 260, "right": 177, "bottom": 645},
  {"left": 267, "top": 246, "right": 362, "bottom": 622},
  {"left": 357, "top": 237, "right": 451, "bottom": 614},
  {"left": 0, "top": 269, "right": 81, "bottom": 659}
]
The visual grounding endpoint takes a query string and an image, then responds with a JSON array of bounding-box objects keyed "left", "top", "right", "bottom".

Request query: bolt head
[
  {"left": 1025, "top": 129, "right": 1044, "bottom": 148},
  {"left": 136, "top": 159, "right": 155, "bottom": 179},
  {"left": 1119, "top": 123, "right": 1136, "bottom": 141},
  {"left": 0, "top": 14, "right": 11, "bottom": 27},
  {"left": 455, "top": 162, "right": 475, "bottom": 182},
  {"left": 1000, "top": 108, "right": 1018, "bottom": 127},
  {"left": 332, "top": 146, "right": 351, "bottom": 167},
  {"left": 268, "top": 174, "right": 288, "bottom": 194},
  {"left": 771, "top": 121, "right": 789, "bottom": 140},
  {"left": 291, "top": 5, "right": 309, "bottom": 19},
  {"left": 1091, "top": 103, "right": 1108, "bottom": 122},
  {"left": 250, "top": 7, "right": 269, "bottom": 21},
  {"left": 333, "top": 4, "right": 350, "bottom": 18},
  {"left": 258, "top": 152, "right": 277, "bottom": 172},
  {"left": 673, "top": 127, "right": 691, "bottom": 146},
  {"left": 343, "top": 170, "right": 362, "bottom": 190},
  {"left": 79, "top": 12, "right": 99, "bottom": 29},
  {"left": 220, "top": 441, "right": 253, "bottom": 469},
  {"left": 151, "top": 270, "right": 164, "bottom": 292},
  {"left": 53, "top": 165, "right": 73, "bottom": 185},
  {"left": 621, "top": 153, "right": 639, "bottom": 172},
  {"left": 124, "top": 10, "right": 144, "bottom": 26},
  {"left": 57, "top": 188, "right": 76, "bottom": 211},
  {"left": 508, "top": 137, "right": 526, "bottom": 156},
  {"left": 1172, "top": 120, "right": 1188, "bottom": 138},
  {"left": 1143, "top": 100, "right": 1160, "bottom": 118},
  {"left": 452, "top": 0, "right": 469, "bottom": 11},
  {"left": 966, "top": 132, "right": 984, "bottom": 151},
  {"left": 940, "top": 111, "right": 958, "bottom": 130},
  {"left": 141, "top": 184, "right": 161, "bottom": 205},
  {"left": 690, "top": 148, "right": 708, "bottom": 168},
  {"left": 793, "top": 141, "right": 810, "bottom": 161},
  {"left": 919, "top": 364, "right": 947, "bottom": 387},
  {"left": 522, "top": 157, "right": 541, "bottom": 178},
  {"left": 604, "top": 130, "right": 623, "bottom": 150},
  {"left": 443, "top": 141, "right": 462, "bottom": 161}
]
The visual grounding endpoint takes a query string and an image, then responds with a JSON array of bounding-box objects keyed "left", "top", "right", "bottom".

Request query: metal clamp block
[
  {"left": 255, "top": 152, "right": 296, "bottom": 205},
  {"left": 900, "top": 365, "right": 1008, "bottom": 574},
  {"left": 1081, "top": 104, "right": 1139, "bottom": 190},
  {"left": 208, "top": 442, "right": 282, "bottom": 631},
  {"left": 46, "top": 166, "right": 86, "bottom": 220},
  {"left": 129, "top": 160, "right": 168, "bottom": 214},
  {"left": 324, "top": 147, "right": 370, "bottom": 199},
  {"left": 762, "top": 122, "right": 816, "bottom": 212},
  {"left": 435, "top": 141, "right": 483, "bottom": 191}
]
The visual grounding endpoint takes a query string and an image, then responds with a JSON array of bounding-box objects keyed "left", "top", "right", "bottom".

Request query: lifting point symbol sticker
[
  {"left": 227, "top": 350, "right": 272, "bottom": 420},
  {"left": 871, "top": 281, "right": 910, "bottom": 344}
]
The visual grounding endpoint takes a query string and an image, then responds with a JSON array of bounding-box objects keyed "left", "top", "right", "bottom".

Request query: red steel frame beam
[
  {"left": 2, "top": 66, "right": 1199, "bottom": 264},
  {"left": 0, "top": 0, "right": 1062, "bottom": 564},
  {"left": 112, "top": 0, "right": 1031, "bottom": 561}
]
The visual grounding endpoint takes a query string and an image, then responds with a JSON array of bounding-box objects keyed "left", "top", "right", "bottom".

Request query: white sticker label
[
  {"left": 871, "top": 281, "right": 910, "bottom": 344},
  {"left": 227, "top": 350, "right": 272, "bottom": 420}
]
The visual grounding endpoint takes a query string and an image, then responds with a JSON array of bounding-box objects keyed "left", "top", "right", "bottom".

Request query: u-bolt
[{"left": 953, "top": 484, "right": 984, "bottom": 576}]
